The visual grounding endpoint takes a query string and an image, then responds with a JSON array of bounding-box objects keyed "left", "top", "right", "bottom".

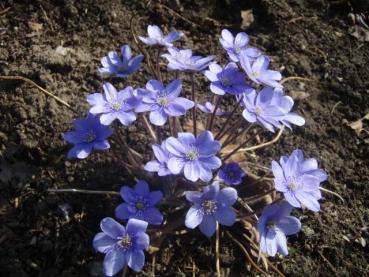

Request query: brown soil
[{"left": 0, "top": 0, "right": 368, "bottom": 276}]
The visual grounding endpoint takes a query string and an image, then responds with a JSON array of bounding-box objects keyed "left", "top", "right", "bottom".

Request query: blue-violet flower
[
  {"left": 219, "top": 29, "right": 260, "bottom": 62},
  {"left": 271, "top": 149, "right": 327, "bottom": 212},
  {"left": 185, "top": 182, "right": 237, "bottom": 237},
  {"left": 115, "top": 180, "right": 163, "bottom": 225},
  {"left": 93, "top": 217, "right": 149, "bottom": 275},
  {"left": 162, "top": 47, "right": 214, "bottom": 72},
  {"left": 166, "top": 131, "right": 222, "bottom": 182},
  {"left": 139, "top": 25, "right": 183, "bottom": 47},
  {"left": 98, "top": 45, "right": 143, "bottom": 78},
  {"left": 87, "top": 83, "right": 139, "bottom": 126},
  {"left": 240, "top": 53, "right": 282, "bottom": 89},
  {"left": 196, "top": 102, "right": 226, "bottom": 116},
  {"left": 63, "top": 113, "right": 112, "bottom": 159},
  {"left": 135, "top": 79, "right": 194, "bottom": 126},
  {"left": 144, "top": 141, "right": 172, "bottom": 176},
  {"left": 241, "top": 87, "right": 305, "bottom": 132},
  {"left": 257, "top": 201, "right": 301, "bottom": 257},
  {"left": 204, "top": 62, "right": 251, "bottom": 95},
  {"left": 219, "top": 162, "right": 246, "bottom": 185}
]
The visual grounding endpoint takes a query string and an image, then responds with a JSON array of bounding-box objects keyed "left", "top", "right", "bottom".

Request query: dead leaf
[
  {"left": 345, "top": 113, "right": 369, "bottom": 136},
  {"left": 240, "top": 10, "right": 254, "bottom": 29},
  {"left": 289, "top": 90, "right": 310, "bottom": 101},
  {"left": 28, "top": 21, "right": 43, "bottom": 32},
  {"left": 349, "top": 25, "right": 369, "bottom": 42}
]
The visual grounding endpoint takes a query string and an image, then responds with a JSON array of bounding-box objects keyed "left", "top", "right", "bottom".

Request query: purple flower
[
  {"left": 98, "top": 45, "right": 144, "bottom": 78},
  {"left": 272, "top": 149, "right": 328, "bottom": 212},
  {"left": 185, "top": 182, "right": 237, "bottom": 237},
  {"left": 139, "top": 25, "right": 183, "bottom": 47},
  {"left": 240, "top": 53, "right": 282, "bottom": 89},
  {"left": 115, "top": 180, "right": 163, "bottom": 225},
  {"left": 93, "top": 217, "right": 149, "bottom": 275},
  {"left": 196, "top": 102, "right": 226, "bottom": 116},
  {"left": 135, "top": 79, "right": 194, "bottom": 126},
  {"left": 166, "top": 131, "right": 222, "bottom": 182},
  {"left": 161, "top": 47, "right": 214, "bottom": 72},
  {"left": 219, "top": 29, "right": 260, "bottom": 62},
  {"left": 87, "top": 83, "right": 139, "bottom": 126},
  {"left": 63, "top": 113, "right": 112, "bottom": 159},
  {"left": 144, "top": 141, "right": 172, "bottom": 176},
  {"left": 204, "top": 62, "right": 251, "bottom": 95},
  {"left": 257, "top": 201, "right": 301, "bottom": 257},
  {"left": 241, "top": 87, "right": 305, "bottom": 132},
  {"left": 218, "top": 162, "right": 246, "bottom": 185}
]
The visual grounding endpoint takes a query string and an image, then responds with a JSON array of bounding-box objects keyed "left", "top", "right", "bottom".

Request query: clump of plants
[{"left": 61, "top": 22, "right": 328, "bottom": 276}]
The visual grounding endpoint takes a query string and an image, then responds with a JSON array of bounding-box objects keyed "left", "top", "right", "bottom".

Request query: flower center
[
  {"left": 222, "top": 77, "right": 231, "bottom": 87},
  {"left": 135, "top": 200, "right": 145, "bottom": 210},
  {"left": 118, "top": 235, "right": 132, "bottom": 250},
  {"left": 251, "top": 71, "right": 260, "bottom": 79},
  {"left": 83, "top": 131, "right": 96, "bottom": 143},
  {"left": 202, "top": 200, "right": 217, "bottom": 215},
  {"left": 228, "top": 171, "right": 235, "bottom": 178},
  {"left": 186, "top": 148, "right": 199, "bottom": 161},
  {"left": 255, "top": 106, "right": 262, "bottom": 115},
  {"left": 158, "top": 96, "right": 169, "bottom": 106},
  {"left": 110, "top": 102, "right": 122, "bottom": 111},
  {"left": 267, "top": 221, "right": 276, "bottom": 230},
  {"left": 235, "top": 46, "right": 241, "bottom": 53},
  {"left": 287, "top": 181, "right": 298, "bottom": 191}
]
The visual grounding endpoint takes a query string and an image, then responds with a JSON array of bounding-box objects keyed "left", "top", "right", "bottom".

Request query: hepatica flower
[
  {"left": 219, "top": 162, "right": 246, "bottom": 185},
  {"left": 162, "top": 47, "right": 214, "bottom": 72},
  {"left": 272, "top": 149, "right": 328, "bottom": 212},
  {"left": 257, "top": 201, "right": 301, "bottom": 257},
  {"left": 93, "top": 217, "right": 149, "bottom": 275},
  {"left": 87, "top": 83, "right": 139, "bottom": 126},
  {"left": 135, "top": 79, "right": 194, "bottom": 126},
  {"left": 204, "top": 62, "right": 251, "bottom": 95},
  {"left": 241, "top": 87, "right": 305, "bottom": 132},
  {"left": 166, "top": 131, "right": 222, "bottom": 182},
  {"left": 185, "top": 182, "right": 237, "bottom": 237},
  {"left": 98, "top": 45, "right": 143, "bottom": 78},
  {"left": 115, "top": 180, "right": 163, "bottom": 225},
  {"left": 139, "top": 25, "right": 183, "bottom": 47},
  {"left": 63, "top": 113, "right": 112, "bottom": 159},
  {"left": 240, "top": 53, "right": 282, "bottom": 89},
  {"left": 219, "top": 29, "right": 260, "bottom": 62},
  {"left": 196, "top": 102, "right": 226, "bottom": 116},
  {"left": 144, "top": 141, "right": 172, "bottom": 176}
]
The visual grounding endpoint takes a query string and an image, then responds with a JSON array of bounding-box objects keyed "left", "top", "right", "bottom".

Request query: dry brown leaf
[
  {"left": 28, "top": 21, "right": 43, "bottom": 32},
  {"left": 289, "top": 90, "right": 310, "bottom": 101},
  {"left": 240, "top": 10, "right": 254, "bottom": 29},
  {"left": 345, "top": 113, "right": 369, "bottom": 136}
]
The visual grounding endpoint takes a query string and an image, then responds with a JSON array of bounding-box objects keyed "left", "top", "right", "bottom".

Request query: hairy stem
[
  {"left": 208, "top": 95, "right": 221, "bottom": 131},
  {"left": 190, "top": 73, "right": 197, "bottom": 136},
  {"left": 215, "top": 96, "right": 243, "bottom": 140}
]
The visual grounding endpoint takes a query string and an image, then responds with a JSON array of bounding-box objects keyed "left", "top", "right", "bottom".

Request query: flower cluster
[{"left": 61, "top": 24, "right": 329, "bottom": 275}]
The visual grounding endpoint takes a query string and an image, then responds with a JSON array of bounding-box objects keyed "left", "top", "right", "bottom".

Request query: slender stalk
[
  {"left": 222, "top": 123, "right": 253, "bottom": 150},
  {"left": 141, "top": 114, "right": 158, "bottom": 142},
  {"left": 190, "top": 73, "right": 197, "bottom": 136},
  {"left": 215, "top": 223, "right": 221, "bottom": 277},
  {"left": 155, "top": 47, "right": 162, "bottom": 81},
  {"left": 215, "top": 96, "right": 243, "bottom": 140},
  {"left": 218, "top": 116, "right": 243, "bottom": 142},
  {"left": 47, "top": 188, "right": 120, "bottom": 196},
  {"left": 208, "top": 95, "right": 221, "bottom": 131}
]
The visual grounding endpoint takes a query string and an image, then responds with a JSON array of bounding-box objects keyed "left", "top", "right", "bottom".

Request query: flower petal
[
  {"left": 93, "top": 233, "right": 116, "bottom": 253},
  {"left": 199, "top": 215, "right": 216, "bottom": 237},
  {"left": 217, "top": 187, "right": 238, "bottom": 206},
  {"left": 126, "top": 218, "right": 148, "bottom": 235},
  {"left": 185, "top": 206, "right": 203, "bottom": 229},
  {"left": 103, "top": 249, "right": 126, "bottom": 277},
  {"left": 215, "top": 207, "right": 236, "bottom": 226},
  {"left": 134, "top": 180, "right": 150, "bottom": 196},
  {"left": 277, "top": 216, "right": 301, "bottom": 236},
  {"left": 100, "top": 217, "right": 125, "bottom": 239},
  {"left": 115, "top": 203, "right": 131, "bottom": 220},
  {"left": 126, "top": 250, "right": 145, "bottom": 272},
  {"left": 143, "top": 207, "right": 163, "bottom": 225}
]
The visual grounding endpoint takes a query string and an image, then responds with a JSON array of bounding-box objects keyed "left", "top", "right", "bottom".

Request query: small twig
[
  {"left": 141, "top": 114, "right": 158, "bottom": 142},
  {"left": 280, "top": 76, "right": 311, "bottom": 85},
  {"left": 190, "top": 73, "right": 197, "bottom": 137},
  {"left": 225, "top": 231, "right": 269, "bottom": 276},
  {"left": 215, "top": 223, "right": 221, "bottom": 277},
  {"left": 236, "top": 127, "right": 284, "bottom": 153},
  {"left": 47, "top": 188, "right": 120, "bottom": 196},
  {"left": 0, "top": 7, "right": 11, "bottom": 16},
  {"left": 237, "top": 197, "right": 258, "bottom": 220},
  {"left": 0, "top": 75, "right": 73, "bottom": 109},
  {"left": 320, "top": 187, "right": 344, "bottom": 202},
  {"left": 215, "top": 96, "right": 243, "bottom": 140},
  {"left": 208, "top": 95, "right": 221, "bottom": 131},
  {"left": 330, "top": 101, "right": 342, "bottom": 115}
]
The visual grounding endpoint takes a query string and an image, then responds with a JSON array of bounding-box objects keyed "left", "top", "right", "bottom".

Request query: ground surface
[{"left": 0, "top": 0, "right": 368, "bottom": 276}]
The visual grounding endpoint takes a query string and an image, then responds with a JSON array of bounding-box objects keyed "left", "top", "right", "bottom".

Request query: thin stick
[
  {"left": 0, "top": 75, "right": 72, "bottom": 109},
  {"left": 237, "top": 197, "right": 258, "bottom": 220},
  {"left": 236, "top": 127, "right": 284, "bottom": 153},
  {"left": 225, "top": 231, "right": 268, "bottom": 276},
  {"left": 221, "top": 123, "right": 252, "bottom": 150},
  {"left": 190, "top": 73, "right": 197, "bottom": 136},
  {"left": 208, "top": 96, "right": 221, "bottom": 131},
  {"left": 155, "top": 47, "right": 162, "bottom": 82},
  {"left": 218, "top": 116, "right": 243, "bottom": 142},
  {"left": 141, "top": 115, "right": 158, "bottom": 142},
  {"left": 0, "top": 7, "right": 11, "bottom": 16},
  {"left": 320, "top": 187, "right": 344, "bottom": 202},
  {"left": 215, "top": 96, "right": 243, "bottom": 140},
  {"left": 215, "top": 223, "right": 221, "bottom": 277},
  {"left": 281, "top": 76, "right": 311, "bottom": 84},
  {"left": 47, "top": 188, "right": 120, "bottom": 196}
]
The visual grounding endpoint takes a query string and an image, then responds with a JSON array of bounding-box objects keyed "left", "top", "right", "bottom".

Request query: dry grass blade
[
  {"left": 0, "top": 75, "right": 73, "bottom": 109},
  {"left": 281, "top": 76, "right": 311, "bottom": 84}
]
